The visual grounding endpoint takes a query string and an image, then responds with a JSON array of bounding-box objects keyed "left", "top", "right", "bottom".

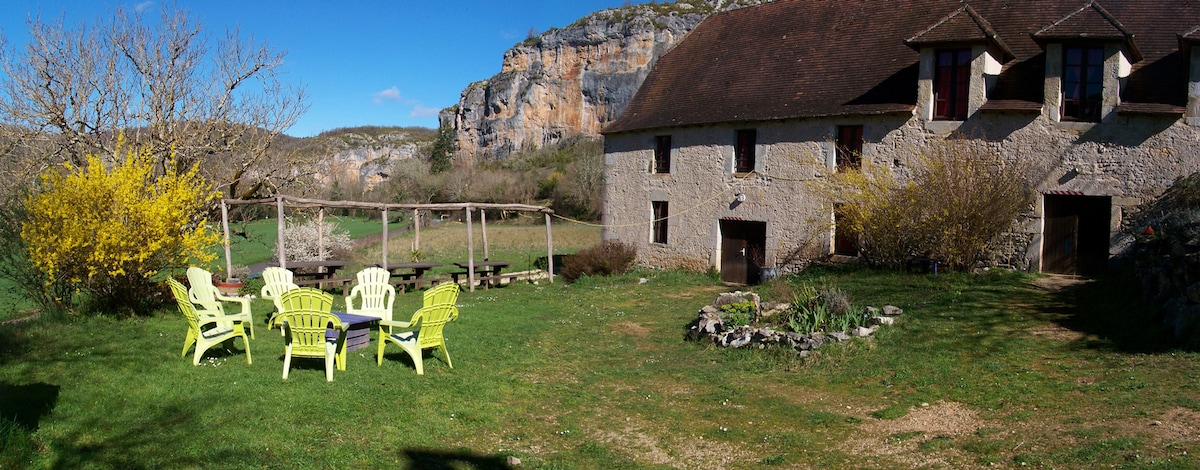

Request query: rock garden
[{"left": 686, "top": 284, "right": 903, "bottom": 356}]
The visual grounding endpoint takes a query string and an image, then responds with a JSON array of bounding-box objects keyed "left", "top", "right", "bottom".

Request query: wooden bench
[
  {"left": 449, "top": 270, "right": 504, "bottom": 288},
  {"left": 294, "top": 277, "right": 354, "bottom": 295},
  {"left": 389, "top": 276, "right": 446, "bottom": 294}
]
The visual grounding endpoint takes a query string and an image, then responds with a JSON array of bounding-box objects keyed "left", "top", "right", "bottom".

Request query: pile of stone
[
  {"left": 686, "top": 291, "right": 902, "bottom": 356},
  {"left": 1131, "top": 208, "right": 1200, "bottom": 339}
]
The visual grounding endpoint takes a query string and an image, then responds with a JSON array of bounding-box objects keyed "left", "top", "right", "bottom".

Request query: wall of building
[{"left": 602, "top": 111, "right": 1200, "bottom": 273}]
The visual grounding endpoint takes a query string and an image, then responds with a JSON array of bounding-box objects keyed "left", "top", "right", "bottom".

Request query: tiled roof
[
  {"left": 604, "top": 0, "right": 1200, "bottom": 134},
  {"left": 906, "top": 5, "right": 1014, "bottom": 61}
]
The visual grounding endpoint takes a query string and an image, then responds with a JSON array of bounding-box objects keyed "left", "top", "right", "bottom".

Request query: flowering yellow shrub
[
  {"left": 817, "top": 138, "right": 1034, "bottom": 271},
  {"left": 22, "top": 144, "right": 220, "bottom": 311}
]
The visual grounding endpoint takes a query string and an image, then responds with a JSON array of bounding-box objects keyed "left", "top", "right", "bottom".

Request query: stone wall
[{"left": 602, "top": 110, "right": 1200, "bottom": 273}]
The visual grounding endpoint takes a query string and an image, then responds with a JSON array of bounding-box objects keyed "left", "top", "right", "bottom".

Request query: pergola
[{"left": 219, "top": 195, "right": 557, "bottom": 291}]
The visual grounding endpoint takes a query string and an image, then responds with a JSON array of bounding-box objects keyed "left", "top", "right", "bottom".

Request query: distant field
[
  {"left": 214, "top": 215, "right": 601, "bottom": 277},
  {"left": 359, "top": 220, "right": 602, "bottom": 274},
  {"left": 210, "top": 215, "right": 407, "bottom": 270}
]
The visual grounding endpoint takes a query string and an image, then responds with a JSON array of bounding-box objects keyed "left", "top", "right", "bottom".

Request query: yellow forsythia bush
[{"left": 22, "top": 144, "right": 220, "bottom": 312}]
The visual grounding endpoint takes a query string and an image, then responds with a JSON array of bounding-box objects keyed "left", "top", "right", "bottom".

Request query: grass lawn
[{"left": 3, "top": 264, "right": 1200, "bottom": 468}]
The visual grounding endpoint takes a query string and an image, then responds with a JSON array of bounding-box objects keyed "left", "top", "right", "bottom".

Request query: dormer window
[
  {"left": 906, "top": 5, "right": 1014, "bottom": 126},
  {"left": 1062, "top": 46, "right": 1104, "bottom": 121},
  {"left": 934, "top": 49, "right": 972, "bottom": 120}
]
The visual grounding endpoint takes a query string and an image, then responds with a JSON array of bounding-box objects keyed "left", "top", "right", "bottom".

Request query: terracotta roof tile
[{"left": 604, "top": 0, "right": 1200, "bottom": 134}]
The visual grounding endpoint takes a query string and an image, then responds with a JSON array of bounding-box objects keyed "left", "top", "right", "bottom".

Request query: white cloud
[
  {"left": 134, "top": 1, "right": 155, "bottom": 13},
  {"left": 372, "top": 86, "right": 401, "bottom": 104},
  {"left": 409, "top": 105, "right": 440, "bottom": 117}
]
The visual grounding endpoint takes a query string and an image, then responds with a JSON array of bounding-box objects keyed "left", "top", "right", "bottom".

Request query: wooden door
[
  {"left": 720, "top": 220, "right": 766, "bottom": 284},
  {"left": 1043, "top": 195, "right": 1110, "bottom": 276},
  {"left": 1043, "top": 214, "right": 1079, "bottom": 274}
]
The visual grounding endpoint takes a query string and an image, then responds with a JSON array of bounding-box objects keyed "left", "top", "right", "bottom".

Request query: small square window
[
  {"left": 652, "top": 201, "right": 669, "bottom": 244},
  {"left": 654, "top": 135, "right": 671, "bottom": 173},
  {"left": 735, "top": 129, "right": 756, "bottom": 173}
]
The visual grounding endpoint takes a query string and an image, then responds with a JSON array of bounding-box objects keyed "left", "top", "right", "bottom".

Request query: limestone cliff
[
  {"left": 442, "top": 0, "right": 772, "bottom": 163},
  {"left": 287, "top": 127, "right": 435, "bottom": 192}
]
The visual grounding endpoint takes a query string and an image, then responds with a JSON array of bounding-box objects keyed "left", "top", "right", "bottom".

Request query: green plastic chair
[
  {"left": 260, "top": 267, "right": 299, "bottom": 327},
  {"left": 376, "top": 303, "right": 457, "bottom": 375},
  {"left": 186, "top": 267, "right": 255, "bottom": 339},
  {"left": 274, "top": 288, "right": 346, "bottom": 382},
  {"left": 345, "top": 267, "right": 394, "bottom": 319},
  {"left": 422, "top": 282, "right": 460, "bottom": 321},
  {"left": 167, "top": 278, "right": 251, "bottom": 366}
]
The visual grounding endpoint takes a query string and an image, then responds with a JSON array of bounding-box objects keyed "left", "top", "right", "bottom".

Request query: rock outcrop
[
  {"left": 299, "top": 127, "right": 434, "bottom": 191},
  {"left": 442, "top": 0, "right": 772, "bottom": 163}
]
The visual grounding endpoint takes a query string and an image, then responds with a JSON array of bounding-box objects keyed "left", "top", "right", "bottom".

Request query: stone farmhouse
[{"left": 600, "top": 0, "right": 1200, "bottom": 283}]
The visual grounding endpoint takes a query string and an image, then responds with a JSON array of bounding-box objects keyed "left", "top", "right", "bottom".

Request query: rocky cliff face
[
  {"left": 442, "top": 0, "right": 771, "bottom": 163},
  {"left": 289, "top": 127, "right": 434, "bottom": 191}
]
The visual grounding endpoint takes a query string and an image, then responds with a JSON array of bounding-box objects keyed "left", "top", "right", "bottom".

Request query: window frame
[
  {"left": 933, "top": 48, "right": 972, "bottom": 121},
  {"left": 835, "top": 125, "right": 863, "bottom": 171},
  {"left": 653, "top": 135, "right": 671, "bottom": 174},
  {"left": 734, "top": 129, "right": 756, "bottom": 173},
  {"left": 1061, "top": 45, "right": 1104, "bottom": 122},
  {"left": 651, "top": 201, "right": 669, "bottom": 244}
]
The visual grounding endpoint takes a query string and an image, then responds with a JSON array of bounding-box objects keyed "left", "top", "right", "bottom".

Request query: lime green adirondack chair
[
  {"left": 167, "top": 278, "right": 252, "bottom": 366},
  {"left": 186, "top": 267, "right": 255, "bottom": 339},
  {"left": 376, "top": 303, "right": 457, "bottom": 375},
  {"left": 274, "top": 288, "right": 347, "bottom": 382},
  {"left": 345, "top": 267, "right": 394, "bottom": 319},
  {"left": 422, "top": 282, "right": 460, "bottom": 321},
  {"left": 260, "top": 267, "right": 299, "bottom": 328}
]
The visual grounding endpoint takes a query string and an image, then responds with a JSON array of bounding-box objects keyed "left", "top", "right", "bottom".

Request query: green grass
[{"left": 2, "top": 266, "right": 1200, "bottom": 468}]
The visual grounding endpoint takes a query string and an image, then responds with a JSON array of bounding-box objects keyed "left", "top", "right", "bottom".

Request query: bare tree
[{"left": 0, "top": 4, "right": 311, "bottom": 199}]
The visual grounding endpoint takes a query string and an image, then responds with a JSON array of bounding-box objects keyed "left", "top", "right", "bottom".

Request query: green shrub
[
  {"left": 720, "top": 300, "right": 756, "bottom": 327},
  {"left": 560, "top": 241, "right": 636, "bottom": 282},
  {"left": 783, "top": 282, "right": 866, "bottom": 334}
]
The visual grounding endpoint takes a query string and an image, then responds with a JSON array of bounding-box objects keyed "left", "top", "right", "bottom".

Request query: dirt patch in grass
[
  {"left": 1030, "top": 275, "right": 1092, "bottom": 292},
  {"left": 1028, "top": 325, "right": 1089, "bottom": 342},
  {"left": 591, "top": 419, "right": 753, "bottom": 469},
  {"left": 613, "top": 321, "right": 651, "bottom": 337},
  {"left": 1136, "top": 407, "right": 1200, "bottom": 444},
  {"left": 663, "top": 285, "right": 726, "bottom": 299},
  {"left": 840, "top": 401, "right": 986, "bottom": 467}
]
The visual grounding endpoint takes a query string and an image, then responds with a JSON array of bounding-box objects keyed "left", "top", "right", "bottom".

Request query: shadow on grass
[
  {"left": 0, "top": 326, "right": 31, "bottom": 366},
  {"left": 401, "top": 448, "right": 513, "bottom": 470},
  {"left": 1043, "top": 269, "right": 1190, "bottom": 354},
  {"left": 42, "top": 403, "right": 268, "bottom": 468},
  {"left": 0, "top": 382, "right": 59, "bottom": 431}
]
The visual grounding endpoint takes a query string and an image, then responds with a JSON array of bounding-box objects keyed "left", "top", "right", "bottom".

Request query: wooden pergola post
[
  {"left": 381, "top": 208, "right": 389, "bottom": 267},
  {"left": 545, "top": 212, "right": 555, "bottom": 283},
  {"left": 221, "top": 200, "right": 233, "bottom": 281},
  {"left": 466, "top": 206, "right": 476, "bottom": 292},
  {"left": 276, "top": 196, "right": 287, "bottom": 269},
  {"left": 481, "top": 209, "right": 489, "bottom": 260},
  {"left": 412, "top": 208, "right": 420, "bottom": 254},
  {"left": 317, "top": 208, "right": 325, "bottom": 263}
]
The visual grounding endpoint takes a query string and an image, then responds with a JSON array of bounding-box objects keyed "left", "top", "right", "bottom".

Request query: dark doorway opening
[
  {"left": 720, "top": 219, "right": 767, "bottom": 284},
  {"left": 833, "top": 204, "right": 860, "bottom": 256},
  {"left": 1043, "top": 194, "right": 1110, "bottom": 276}
]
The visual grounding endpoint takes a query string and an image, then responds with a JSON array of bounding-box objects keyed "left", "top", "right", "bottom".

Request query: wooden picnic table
[
  {"left": 376, "top": 262, "right": 441, "bottom": 291},
  {"left": 451, "top": 260, "right": 511, "bottom": 289},
  {"left": 268, "top": 260, "right": 352, "bottom": 294}
]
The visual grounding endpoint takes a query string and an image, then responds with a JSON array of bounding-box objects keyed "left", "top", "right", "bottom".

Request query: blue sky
[{"left": 0, "top": 1, "right": 629, "bottom": 137}]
